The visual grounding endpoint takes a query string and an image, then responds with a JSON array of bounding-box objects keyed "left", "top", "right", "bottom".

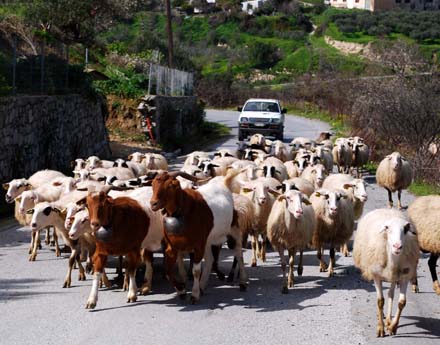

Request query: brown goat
[{"left": 82, "top": 189, "right": 150, "bottom": 309}]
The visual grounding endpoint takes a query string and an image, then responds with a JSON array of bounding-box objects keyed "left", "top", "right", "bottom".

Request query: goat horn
[{"left": 168, "top": 171, "right": 210, "bottom": 183}]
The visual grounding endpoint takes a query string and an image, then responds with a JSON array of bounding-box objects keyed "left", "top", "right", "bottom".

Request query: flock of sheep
[{"left": 2, "top": 131, "right": 440, "bottom": 338}]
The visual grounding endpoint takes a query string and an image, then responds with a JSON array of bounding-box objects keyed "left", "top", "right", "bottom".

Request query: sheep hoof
[
  {"left": 38, "top": 243, "right": 42, "bottom": 250},
  {"left": 28, "top": 248, "right": 32, "bottom": 254},
  {"left": 297, "top": 266, "right": 303, "bottom": 276},
  {"left": 63, "top": 280, "right": 71, "bottom": 288},
  {"left": 139, "top": 284, "right": 151, "bottom": 295},
  {"left": 78, "top": 272, "right": 86, "bottom": 281},
  {"left": 412, "top": 284, "right": 419, "bottom": 293},
  {"left": 281, "top": 286, "right": 289, "bottom": 294},
  {"left": 29, "top": 254, "right": 37, "bottom": 261},
  {"left": 328, "top": 270, "right": 335, "bottom": 277},
  {"left": 288, "top": 280, "right": 294, "bottom": 288},
  {"left": 251, "top": 260, "right": 257, "bottom": 267},
  {"left": 376, "top": 326, "right": 385, "bottom": 337},
  {"left": 127, "top": 295, "right": 137, "bottom": 303},
  {"left": 86, "top": 301, "right": 96, "bottom": 309},
  {"left": 55, "top": 249, "right": 61, "bottom": 257},
  {"left": 190, "top": 296, "right": 199, "bottom": 304},
  {"left": 216, "top": 271, "right": 225, "bottom": 281},
  {"left": 433, "top": 281, "right": 440, "bottom": 295},
  {"left": 239, "top": 284, "right": 247, "bottom": 292},
  {"left": 387, "top": 323, "right": 398, "bottom": 335},
  {"left": 86, "top": 263, "right": 93, "bottom": 274}
]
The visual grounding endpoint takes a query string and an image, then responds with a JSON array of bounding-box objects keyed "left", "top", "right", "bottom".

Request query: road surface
[{"left": 0, "top": 110, "right": 438, "bottom": 345}]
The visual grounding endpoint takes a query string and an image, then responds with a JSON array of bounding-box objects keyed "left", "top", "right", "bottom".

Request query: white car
[{"left": 237, "top": 98, "right": 286, "bottom": 141}]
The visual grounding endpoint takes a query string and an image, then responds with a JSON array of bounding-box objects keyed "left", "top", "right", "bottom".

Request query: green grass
[
  {"left": 409, "top": 182, "right": 440, "bottom": 196},
  {"left": 364, "top": 161, "right": 378, "bottom": 175},
  {"left": 326, "top": 23, "right": 375, "bottom": 44},
  {"left": 276, "top": 46, "right": 312, "bottom": 74}
]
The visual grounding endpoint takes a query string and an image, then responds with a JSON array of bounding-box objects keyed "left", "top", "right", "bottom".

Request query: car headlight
[
  {"left": 271, "top": 118, "right": 281, "bottom": 124},
  {"left": 240, "top": 117, "right": 249, "bottom": 123}
]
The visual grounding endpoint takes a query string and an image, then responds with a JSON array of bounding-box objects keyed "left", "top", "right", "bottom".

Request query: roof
[{"left": 244, "top": 98, "right": 280, "bottom": 103}]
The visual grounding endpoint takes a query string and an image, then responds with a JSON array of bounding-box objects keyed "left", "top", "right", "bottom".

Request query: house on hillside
[
  {"left": 242, "top": 0, "right": 266, "bottom": 14},
  {"left": 326, "top": 0, "right": 440, "bottom": 10}
]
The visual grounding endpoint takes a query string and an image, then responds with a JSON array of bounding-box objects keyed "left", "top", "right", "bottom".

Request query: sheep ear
[
  {"left": 26, "top": 208, "right": 34, "bottom": 215},
  {"left": 52, "top": 181, "right": 63, "bottom": 187},
  {"left": 43, "top": 206, "right": 52, "bottom": 216},
  {"left": 76, "top": 197, "right": 87, "bottom": 206},
  {"left": 314, "top": 191, "right": 321, "bottom": 198},
  {"left": 60, "top": 208, "right": 67, "bottom": 216},
  {"left": 2, "top": 183, "right": 9, "bottom": 190},
  {"left": 404, "top": 223, "right": 416, "bottom": 235},
  {"left": 278, "top": 195, "right": 286, "bottom": 202},
  {"left": 113, "top": 161, "right": 118, "bottom": 167},
  {"left": 302, "top": 196, "right": 311, "bottom": 205},
  {"left": 268, "top": 188, "right": 280, "bottom": 196},
  {"left": 343, "top": 183, "right": 354, "bottom": 190},
  {"left": 15, "top": 196, "right": 22, "bottom": 202},
  {"left": 213, "top": 153, "right": 221, "bottom": 157},
  {"left": 53, "top": 207, "right": 62, "bottom": 214}
]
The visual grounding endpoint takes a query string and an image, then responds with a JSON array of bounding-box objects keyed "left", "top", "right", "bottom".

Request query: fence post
[
  {"left": 65, "top": 44, "right": 69, "bottom": 91},
  {"left": 40, "top": 40, "right": 45, "bottom": 94},
  {"left": 85, "top": 48, "right": 89, "bottom": 69},
  {"left": 12, "top": 35, "right": 17, "bottom": 96},
  {"left": 148, "top": 63, "right": 152, "bottom": 95}
]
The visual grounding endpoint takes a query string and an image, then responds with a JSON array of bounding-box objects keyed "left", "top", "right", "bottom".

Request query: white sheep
[
  {"left": 284, "top": 153, "right": 311, "bottom": 178},
  {"left": 128, "top": 152, "right": 145, "bottom": 163},
  {"left": 408, "top": 196, "right": 440, "bottom": 295},
  {"left": 376, "top": 152, "right": 413, "bottom": 209},
  {"left": 350, "top": 139, "right": 370, "bottom": 178},
  {"left": 311, "top": 146, "right": 333, "bottom": 173},
  {"left": 71, "top": 158, "right": 87, "bottom": 172},
  {"left": 301, "top": 163, "right": 327, "bottom": 189},
  {"left": 183, "top": 151, "right": 211, "bottom": 167},
  {"left": 224, "top": 166, "right": 258, "bottom": 194},
  {"left": 258, "top": 156, "right": 288, "bottom": 182},
  {"left": 267, "top": 190, "right": 316, "bottom": 293},
  {"left": 272, "top": 140, "right": 293, "bottom": 162},
  {"left": 323, "top": 173, "right": 368, "bottom": 256},
  {"left": 86, "top": 156, "right": 114, "bottom": 169},
  {"left": 89, "top": 167, "right": 136, "bottom": 182},
  {"left": 241, "top": 177, "right": 281, "bottom": 266},
  {"left": 282, "top": 177, "right": 315, "bottom": 197},
  {"left": 143, "top": 153, "right": 168, "bottom": 170},
  {"left": 213, "top": 149, "right": 237, "bottom": 159},
  {"left": 290, "top": 137, "right": 314, "bottom": 153},
  {"left": 310, "top": 189, "right": 355, "bottom": 276},
  {"left": 249, "top": 133, "right": 266, "bottom": 150},
  {"left": 113, "top": 158, "right": 148, "bottom": 177},
  {"left": 332, "top": 138, "right": 352, "bottom": 173},
  {"left": 353, "top": 209, "right": 419, "bottom": 337},
  {"left": 198, "top": 156, "right": 238, "bottom": 177}
]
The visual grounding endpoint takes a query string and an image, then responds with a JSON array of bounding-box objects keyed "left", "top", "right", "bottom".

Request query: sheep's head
[
  {"left": 242, "top": 181, "right": 279, "bottom": 206},
  {"left": 113, "top": 158, "right": 128, "bottom": 168},
  {"left": 198, "top": 160, "right": 219, "bottom": 177},
  {"left": 251, "top": 134, "right": 265, "bottom": 147},
  {"left": 294, "top": 155, "right": 310, "bottom": 173},
  {"left": 65, "top": 202, "right": 84, "bottom": 230},
  {"left": 261, "top": 165, "right": 280, "bottom": 179},
  {"left": 279, "top": 190, "right": 311, "bottom": 219},
  {"left": 128, "top": 152, "right": 145, "bottom": 163},
  {"left": 380, "top": 218, "right": 416, "bottom": 256},
  {"left": 19, "top": 190, "right": 38, "bottom": 215},
  {"left": 387, "top": 152, "right": 403, "bottom": 171},
  {"left": 86, "top": 156, "right": 101, "bottom": 170},
  {"left": 343, "top": 179, "right": 368, "bottom": 203},
  {"left": 310, "top": 164, "right": 327, "bottom": 188},
  {"left": 71, "top": 158, "right": 86, "bottom": 171},
  {"left": 69, "top": 209, "right": 90, "bottom": 240},
  {"left": 28, "top": 202, "right": 63, "bottom": 232},
  {"left": 3, "top": 179, "right": 31, "bottom": 203},
  {"left": 314, "top": 190, "right": 347, "bottom": 217}
]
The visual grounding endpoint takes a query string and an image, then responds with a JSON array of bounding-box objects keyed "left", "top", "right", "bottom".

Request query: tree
[{"left": 26, "top": 0, "right": 142, "bottom": 45}]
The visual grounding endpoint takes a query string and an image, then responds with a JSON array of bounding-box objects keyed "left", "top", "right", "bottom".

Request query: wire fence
[{"left": 147, "top": 63, "right": 194, "bottom": 97}]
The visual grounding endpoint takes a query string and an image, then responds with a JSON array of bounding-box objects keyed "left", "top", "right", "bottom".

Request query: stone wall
[
  {"left": 0, "top": 94, "right": 111, "bottom": 183},
  {"left": 154, "top": 96, "right": 204, "bottom": 150}
]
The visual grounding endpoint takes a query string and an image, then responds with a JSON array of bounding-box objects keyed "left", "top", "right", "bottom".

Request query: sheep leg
[
  {"left": 260, "top": 234, "right": 267, "bottom": 262},
  {"left": 37, "top": 230, "right": 42, "bottom": 250},
  {"left": 53, "top": 230, "right": 60, "bottom": 257},
  {"left": 29, "top": 231, "right": 35, "bottom": 254},
  {"left": 50, "top": 227, "right": 57, "bottom": 246},
  {"left": 340, "top": 242, "right": 349, "bottom": 257},
  {"left": 251, "top": 235, "right": 258, "bottom": 267},
  {"left": 227, "top": 257, "right": 238, "bottom": 282},
  {"left": 411, "top": 276, "right": 419, "bottom": 293},
  {"left": 165, "top": 246, "right": 186, "bottom": 298},
  {"left": 191, "top": 250, "right": 205, "bottom": 304},
  {"left": 233, "top": 235, "right": 247, "bottom": 291},
  {"left": 374, "top": 278, "right": 385, "bottom": 337},
  {"left": 288, "top": 248, "right": 296, "bottom": 288},
  {"left": 428, "top": 254, "right": 440, "bottom": 295},
  {"left": 385, "top": 281, "right": 396, "bottom": 327},
  {"left": 140, "top": 250, "right": 154, "bottom": 295},
  {"left": 125, "top": 251, "right": 139, "bottom": 303},
  {"left": 211, "top": 245, "right": 225, "bottom": 281},
  {"left": 328, "top": 247, "right": 335, "bottom": 277},
  {"left": 100, "top": 270, "right": 111, "bottom": 288},
  {"left": 29, "top": 231, "right": 39, "bottom": 261},
  {"left": 388, "top": 280, "right": 408, "bottom": 335},
  {"left": 278, "top": 248, "right": 288, "bottom": 294},
  {"left": 63, "top": 248, "right": 77, "bottom": 288},
  {"left": 317, "top": 247, "right": 327, "bottom": 272},
  {"left": 297, "top": 250, "right": 304, "bottom": 276},
  {"left": 397, "top": 190, "right": 403, "bottom": 210},
  {"left": 86, "top": 253, "right": 107, "bottom": 309},
  {"left": 176, "top": 252, "right": 187, "bottom": 284},
  {"left": 44, "top": 227, "right": 50, "bottom": 245},
  {"left": 385, "top": 187, "right": 393, "bottom": 208},
  {"left": 76, "top": 252, "right": 86, "bottom": 282}
]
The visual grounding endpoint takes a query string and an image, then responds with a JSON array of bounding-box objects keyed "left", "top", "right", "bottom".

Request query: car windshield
[{"left": 243, "top": 101, "right": 279, "bottom": 113}]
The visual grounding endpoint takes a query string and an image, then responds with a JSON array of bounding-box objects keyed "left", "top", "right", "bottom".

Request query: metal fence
[
  {"left": 0, "top": 36, "right": 85, "bottom": 96},
  {"left": 147, "top": 63, "right": 194, "bottom": 97}
]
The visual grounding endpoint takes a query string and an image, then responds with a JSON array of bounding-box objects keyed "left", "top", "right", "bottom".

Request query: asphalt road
[{"left": 0, "top": 110, "right": 439, "bottom": 345}]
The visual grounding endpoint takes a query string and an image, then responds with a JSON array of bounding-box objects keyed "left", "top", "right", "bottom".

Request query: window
[{"left": 243, "top": 102, "right": 280, "bottom": 113}]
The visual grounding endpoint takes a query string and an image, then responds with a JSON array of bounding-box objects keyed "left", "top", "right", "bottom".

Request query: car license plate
[{"left": 255, "top": 123, "right": 265, "bottom": 127}]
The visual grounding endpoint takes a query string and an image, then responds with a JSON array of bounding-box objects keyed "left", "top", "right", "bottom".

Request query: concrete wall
[
  {"left": 154, "top": 96, "right": 204, "bottom": 150},
  {"left": 0, "top": 94, "right": 111, "bottom": 183}
]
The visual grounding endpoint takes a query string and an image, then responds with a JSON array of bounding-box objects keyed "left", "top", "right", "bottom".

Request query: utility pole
[{"left": 165, "top": 0, "right": 174, "bottom": 69}]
